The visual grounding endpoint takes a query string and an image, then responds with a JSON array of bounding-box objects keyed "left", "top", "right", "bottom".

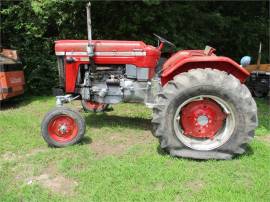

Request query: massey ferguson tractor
[{"left": 41, "top": 2, "right": 258, "bottom": 160}]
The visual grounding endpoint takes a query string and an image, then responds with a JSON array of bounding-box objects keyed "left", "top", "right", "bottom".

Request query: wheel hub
[
  {"left": 197, "top": 115, "right": 209, "bottom": 126},
  {"left": 59, "top": 124, "right": 68, "bottom": 134},
  {"left": 48, "top": 115, "right": 78, "bottom": 142},
  {"left": 180, "top": 99, "right": 226, "bottom": 139}
]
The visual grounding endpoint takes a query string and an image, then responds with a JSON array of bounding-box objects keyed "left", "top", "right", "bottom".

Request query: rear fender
[{"left": 161, "top": 56, "right": 250, "bottom": 85}]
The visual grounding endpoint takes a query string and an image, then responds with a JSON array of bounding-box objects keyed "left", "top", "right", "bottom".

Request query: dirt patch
[
  {"left": 1, "top": 151, "right": 17, "bottom": 161},
  {"left": 174, "top": 195, "right": 184, "bottom": 202},
  {"left": 257, "top": 135, "right": 270, "bottom": 144},
  {"left": 15, "top": 164, "right": 35, "bottom": 181},
  {"left": 185, "top": 179, "right": 205, "bottom": 193},
  {"left": 153, "top": 182, "right": 165, "bottom": 191},
  {"left": 26, "top": 147, "right": 48, "bottom": 157},
  {"left": 90, "top": 131, "right": 154, "bottom": 157},
  {"left": 26, "top": 164, "right": 78, "bottom": 196},
  {"left": 1, "top": 147, "right": 48, "bottom": 162}
]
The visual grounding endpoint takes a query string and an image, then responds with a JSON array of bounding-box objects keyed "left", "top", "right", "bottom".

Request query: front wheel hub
[
  {"left": 48, "top": 115, "right": 78, "bottom": 142},
  {"left": 59, "top": 124, "right": 68, "bottom": 134},
  {"left": 180, "top": 99, "right": 226, "bottom": 139}
]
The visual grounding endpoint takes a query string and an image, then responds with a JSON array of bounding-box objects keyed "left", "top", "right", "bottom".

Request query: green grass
[{"left": 0, "top": 96, "right": 269, "bottom": 202}]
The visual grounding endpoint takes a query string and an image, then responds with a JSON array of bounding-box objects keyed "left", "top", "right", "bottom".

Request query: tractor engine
[
  {"left": 79, "top": 64, "right": 158, "bottom": 105},
  {"left": 55, "top": 39, "right": 161, "bottom": 106}
]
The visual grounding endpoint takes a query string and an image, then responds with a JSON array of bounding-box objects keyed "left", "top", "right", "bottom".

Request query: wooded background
[{"left": 1, "top": 0, "right": 269, "bottom": 94}]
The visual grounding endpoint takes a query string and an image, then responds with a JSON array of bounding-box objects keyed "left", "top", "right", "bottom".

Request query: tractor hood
[
  {"left": 55, "top": 40, "right": 149, "bottom": 55},
  {"left": 55, "top": 40, "right": 161, "bottom": 69}
]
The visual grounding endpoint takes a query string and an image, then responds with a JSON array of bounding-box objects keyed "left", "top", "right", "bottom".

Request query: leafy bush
[{"left": 1, "top": 0, "right": 269, "bottom": 94}]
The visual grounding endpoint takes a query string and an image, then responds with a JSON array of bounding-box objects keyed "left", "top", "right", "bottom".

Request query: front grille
[{"left": 57, "top": 56, "right": 65, "bottom": 88}]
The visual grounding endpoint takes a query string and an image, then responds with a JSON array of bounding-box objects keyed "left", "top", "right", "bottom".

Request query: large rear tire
[
  {"left": 41, "top": 107, "right": 86, "bottom": 147},
  {"left": 152, "top": 68, "right": 257, "bottom": 160}
]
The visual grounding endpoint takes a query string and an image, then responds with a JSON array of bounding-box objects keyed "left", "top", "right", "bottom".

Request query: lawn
[{"left": 0, "top": 96, "right": 269, "bottom": 202}]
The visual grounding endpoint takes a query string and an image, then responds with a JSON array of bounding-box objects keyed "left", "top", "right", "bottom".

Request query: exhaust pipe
[
  {"left": 256, "top": 42, "right": 262, "bottom": 70},
  {"left": 86, "top": 2, "right": 94, "bottom": 57}
]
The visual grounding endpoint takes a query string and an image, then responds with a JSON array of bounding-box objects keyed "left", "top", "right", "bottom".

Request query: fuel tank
[{"left": 55, "top": 40, "right": 161, "bottom": 69}]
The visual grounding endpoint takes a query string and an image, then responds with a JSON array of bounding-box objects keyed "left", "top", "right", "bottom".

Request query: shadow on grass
[
  {"left": 47, "top": 136, "right": 92, "bottom": 148},
  {"left": 79, "top": 136, "right": 92, "bottom": 145},
  {"left": 0, "top": 95, "right": 51, "bottom": 111},
  {"left": 255, "top": 97, "right": 270, "bottom": 133},
  {"left": 156, "top": 145, "right": 168, "bottom": 156},
  {"left": 85, "top": 113, "right": 152, "bottom": 131},
  {"left": 234, "top": 144, "right": 254, "bottom": 159}
]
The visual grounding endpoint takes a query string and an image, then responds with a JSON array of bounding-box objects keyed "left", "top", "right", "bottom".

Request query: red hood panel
[{"left": 55, "top": 40, "right": 147, "bottom": 52}]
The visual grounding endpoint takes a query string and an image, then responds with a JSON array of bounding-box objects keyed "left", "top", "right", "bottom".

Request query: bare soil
[
  {"left": 1, "top": 147, "right": 48, "bottom": 161},
  {"left": 1, "top": 151, "right": 17, "bottom": 161},
  {"left": 26, "top": 147, "right": 48, "bottom": 157},
  {"left": 26, "top": 164, "right": 78, "bottom": 196},
  {"left": 257, "top": 135, "right": 270, "bottom": 144},
  {"left": 90, "top": 131, "right": 154, "bottom": 157},
  {"left": 185, "top": 179, "right": 205, "bottom": 193}
]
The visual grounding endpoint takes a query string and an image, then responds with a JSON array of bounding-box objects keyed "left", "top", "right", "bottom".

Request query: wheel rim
[
  {"left": 173, "top": 95, "right": 236, "bottom": 151},
  {"left": 48, "top": 115, "right": 78, "bottom": 142},
  {"left": 84, "top": 101, "right": 106, "bottom": 111}
]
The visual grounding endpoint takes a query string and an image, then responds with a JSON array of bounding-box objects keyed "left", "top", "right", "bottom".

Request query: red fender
[{"left": 161, "top": 50, "right": 250, "bottom": 85}]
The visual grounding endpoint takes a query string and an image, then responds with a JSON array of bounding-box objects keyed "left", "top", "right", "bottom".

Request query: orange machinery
[
  {"left": 0, "top": 49, "right": 25, "bottom": 101},
  {"left": 244, "top": 43, "right": 270, "bottom": 97}
]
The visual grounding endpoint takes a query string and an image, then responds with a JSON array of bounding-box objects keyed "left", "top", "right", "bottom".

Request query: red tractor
[{"left": 41, "top": 3, "right": 257, "bottom": 160}]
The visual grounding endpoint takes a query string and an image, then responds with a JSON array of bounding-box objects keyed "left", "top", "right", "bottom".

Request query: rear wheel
[
  {"left": 41, "top": 107, "right": 86, "bottom": 147},
  {"left": 81, "top": 100, "right": 108, "bottom": 112},
  {"left": 252, "top": 88, "right": 268, "bottom": 98},
  {"left": 152, "top": 68, "right": 257, "bottom": 159}
]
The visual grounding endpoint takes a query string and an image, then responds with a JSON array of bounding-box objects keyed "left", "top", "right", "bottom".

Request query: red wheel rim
[
  {"left": 180, "top": 99, "right": 226, "bottom": 139},
  {"left": 85, "top": 101, "right": 106, "bottom": 111},
  {"left": 48, "top": 115, "right": 78, "bottom": 142}
]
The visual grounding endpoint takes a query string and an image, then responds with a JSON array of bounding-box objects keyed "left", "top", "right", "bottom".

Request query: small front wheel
[{"left": 41, "top": 107, "right": 86, "bottom": 147}]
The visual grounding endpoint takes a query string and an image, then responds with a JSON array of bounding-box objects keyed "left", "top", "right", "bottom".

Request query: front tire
[
  {"left": 41, "top": 107, "right": 86, "bottom": 147},
  {"left": 152, "top": 68, "right": 258, "bottom": 160}
]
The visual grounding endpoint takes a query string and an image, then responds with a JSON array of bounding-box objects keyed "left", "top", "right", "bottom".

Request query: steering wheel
[{"left": 153, "top": 33, "right": 176, "bottom": 48}]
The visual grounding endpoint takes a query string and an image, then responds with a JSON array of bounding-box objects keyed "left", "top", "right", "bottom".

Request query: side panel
[
  {"left": 161, "top": 55, "right": 250, "bottom": 85},
  {"left": 65, "top": 62, "right": 78, "bottom": 93},
  {"left": 0, "top": 71, "right": 25, "bottom": 100},
  {"left": 0, "top": 49, "right": 24, "bottom": 100},
  {"left": 245, "top": 64, "right": 270, "bottom": 73},
  {"left": 65, "top": 59, "right": 89, "bottom": 93}
]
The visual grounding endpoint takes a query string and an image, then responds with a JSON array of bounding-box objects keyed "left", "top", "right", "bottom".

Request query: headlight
[{"left": 240, "top": 56, "right": 251, "bottom": 67}]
